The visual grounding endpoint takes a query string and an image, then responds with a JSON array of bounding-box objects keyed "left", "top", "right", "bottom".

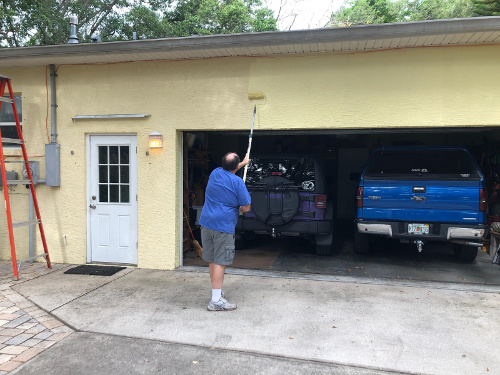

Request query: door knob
[{"left": 89, "top": 204, "right": 96, "bottom": 209}]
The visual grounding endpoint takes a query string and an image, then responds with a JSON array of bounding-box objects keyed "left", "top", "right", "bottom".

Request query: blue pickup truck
[{"left": 355, "top": 147, "right": 487, "bottom": 262}]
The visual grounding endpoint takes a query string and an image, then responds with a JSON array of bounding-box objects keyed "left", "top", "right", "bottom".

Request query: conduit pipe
[
  {"left": 46, "top": 64, "right": 60, "bottom": 187},
  {"left": 50, "top": 64, "right": 57, "bottom": 143}
]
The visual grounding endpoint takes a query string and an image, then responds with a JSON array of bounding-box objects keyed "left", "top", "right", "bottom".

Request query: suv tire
[
  {"left": 354, "top": 230, "right": 370, "bottom": 254},
  {"left": 314, "top": 223, "right": 334, "bottom": 256},
  {"left": 235, "top": 234, "right": 245, "bottom": 250},
  {"left": 315, "top": 244, "right": 332, "bottom": 256},
  {"left": 453, "top": 244, "right": 478, "bottom": 263}
]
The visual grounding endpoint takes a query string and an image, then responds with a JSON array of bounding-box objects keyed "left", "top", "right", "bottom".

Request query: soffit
[{"left": 1, "top": 17, "right": 499, "bottom": 67}]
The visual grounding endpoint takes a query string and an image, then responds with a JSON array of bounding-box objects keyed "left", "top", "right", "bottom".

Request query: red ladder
[{"left": 0, "top": 75, "right": 51, "bottom": 280}]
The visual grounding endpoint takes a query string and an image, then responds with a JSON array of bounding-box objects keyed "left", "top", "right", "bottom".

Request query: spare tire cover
[{"left": 251, "top": 176, "right": 301, "bottom": 226}]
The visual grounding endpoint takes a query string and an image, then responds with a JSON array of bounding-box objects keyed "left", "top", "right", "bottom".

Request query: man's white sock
[{"left": 212, "top": 289, "right": 222, "bottom": 303}]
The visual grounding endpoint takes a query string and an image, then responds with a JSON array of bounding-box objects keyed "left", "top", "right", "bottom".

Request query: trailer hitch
[{"left": 415, "top": 240, "right": 424, "bottom": 252}]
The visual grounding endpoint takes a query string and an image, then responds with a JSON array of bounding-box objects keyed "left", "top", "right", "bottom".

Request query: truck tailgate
[{"left": 360, "top": 179, "right": 484, "bottom": 223}]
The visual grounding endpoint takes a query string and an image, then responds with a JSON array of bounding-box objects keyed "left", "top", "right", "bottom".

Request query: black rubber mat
[{"left": 64, "top": 265, "right": 126, "bottom": 276}]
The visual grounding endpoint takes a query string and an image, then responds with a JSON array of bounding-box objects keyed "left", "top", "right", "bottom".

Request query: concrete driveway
[{"left": 8, "top": 263, "right": 500, "bottom": 375}]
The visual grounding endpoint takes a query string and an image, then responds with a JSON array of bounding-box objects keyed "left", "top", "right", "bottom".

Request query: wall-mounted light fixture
[{"left": 149, "top": 131, "right": 163, "bottom": 148}]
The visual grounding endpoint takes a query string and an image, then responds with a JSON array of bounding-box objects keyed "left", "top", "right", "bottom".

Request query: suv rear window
[
  {"left": 245, "top": 158, "right": 316, "bottom": 190},
  {"left": 364, "top": 149, "right": 480, "bottom": 179}
]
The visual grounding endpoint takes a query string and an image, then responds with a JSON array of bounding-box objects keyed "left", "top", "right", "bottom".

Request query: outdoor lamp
[{"left": 149, "top": 131, "right": 163, "bottom": 148}]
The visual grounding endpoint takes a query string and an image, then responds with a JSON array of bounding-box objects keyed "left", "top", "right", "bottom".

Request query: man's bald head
[{"left": 222, "top": 152, "right": 240, "bottom": 171}]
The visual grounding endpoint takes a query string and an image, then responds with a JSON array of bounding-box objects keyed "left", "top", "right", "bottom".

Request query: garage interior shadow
[
  {"left": 183, "top": 220, "right": 500, "bottom": 286},
  {"left": 183, "top": 129, "right": 500, "bottom": 286}
]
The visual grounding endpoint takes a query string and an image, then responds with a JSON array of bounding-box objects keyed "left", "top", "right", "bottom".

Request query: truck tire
[
  {"left": 235, "top": 233, "right": 245, "bottom": 250},
  {"left": 315, "top": 245, "right": 332, "bottom": 256},
  {"left": 453, "top": 244, "right": 478, "bottom": 263},
  {"left": 354, "top": 230, "right": 369, "bottom": 254},
  {"left": 315, "top": 226, "right": 334, "bottom": 256}
]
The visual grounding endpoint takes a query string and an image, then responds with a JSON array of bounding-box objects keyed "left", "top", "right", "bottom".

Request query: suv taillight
[
  {"left": 356, "top": 187, "right": 363, "bottom": 208},
  {"left": 480, "top": 188, "right": 487, "bottom": 212},
  {"left": 315, "top": 195, "right": 326, "bottom": 208}
]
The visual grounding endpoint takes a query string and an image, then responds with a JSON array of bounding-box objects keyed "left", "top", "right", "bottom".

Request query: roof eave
[{"left": 1, "top": 16, "right": 500, "bottom": 66}]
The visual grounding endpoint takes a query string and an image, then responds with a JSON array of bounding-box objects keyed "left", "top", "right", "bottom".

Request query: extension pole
[{"left": 242, "top": 105, "right": 256, "bottom": 182}]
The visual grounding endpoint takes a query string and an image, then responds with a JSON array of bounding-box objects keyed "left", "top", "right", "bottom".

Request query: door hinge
[
  {"left": 136, "top": 194, "right": 138, "bottom": 202},
  {"left": 136, "top": 242, "right": 138, "bottom": 249}
]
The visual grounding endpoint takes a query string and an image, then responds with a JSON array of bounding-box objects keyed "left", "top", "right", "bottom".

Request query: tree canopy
[
  {"left": 0, "top": 0, "right": 277, "bottom": 47},
  {"left": 473, "top": 0, "right": 500, "bottom": 16},
  {"left": 329, "top": 0, "right": 478, "bottom": 27}
]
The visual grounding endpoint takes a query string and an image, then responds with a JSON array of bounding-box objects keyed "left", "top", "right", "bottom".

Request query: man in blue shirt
[{"left": 200, "top": 152, "right": 251, "bottom": 311}]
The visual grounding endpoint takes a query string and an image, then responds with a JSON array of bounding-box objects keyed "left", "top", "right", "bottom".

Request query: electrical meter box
[
  {"left": 45, "top": 143, "right": 60, "bottom": 187},
  {"left": 23, "top": 161, "right": 39, "bottom": 185},
  {"left": 0, "top": 171, "right": 19, "bottom": 186}
]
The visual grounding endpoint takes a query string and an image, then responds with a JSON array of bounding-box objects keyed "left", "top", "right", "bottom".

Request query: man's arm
[
  {"left": 236, "top": 153, "right": 250, "bottom": 172},
  {"left": 239, "top": 204, "right": 251, "bottom": 214}
]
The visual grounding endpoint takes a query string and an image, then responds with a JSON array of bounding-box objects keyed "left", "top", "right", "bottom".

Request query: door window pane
[
  {"left": 120, "top": 166, "right": 129, "bottom": 183},
  {"left": 99, "top": 166, "right": 108, "bottom": 183},
  {"left": 120, "top": 146, "right": 129, "bottom": 164},
  {"left": 99, "top": 185, "right": 108, "bottom": 202},
  {"left": 99, "top": 146, "right": 107, "bottom": 164},
  {"left": 109, "top": 146, "right": 119, "bottom": 164},
  {"left": 110, "top": 185, "right": 119, "bottom": 202},
  {"left": 109, "top": 166, "right": 119, "bottom": 183},
  {"left": 121, "top": 185, "right": 130, "bottom": 203}
]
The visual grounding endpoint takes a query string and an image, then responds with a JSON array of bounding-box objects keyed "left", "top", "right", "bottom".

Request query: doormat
[{"left": 64, "top": 265, "right": 126, "bottom": 276}]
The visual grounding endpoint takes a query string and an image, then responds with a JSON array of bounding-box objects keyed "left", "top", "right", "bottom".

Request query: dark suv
[{"left": 236, "top": 154, "right": 334, "bottom": 255}]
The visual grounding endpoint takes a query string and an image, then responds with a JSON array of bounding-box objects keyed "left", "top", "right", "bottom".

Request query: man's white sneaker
[{"left": 207, "top": 296, "right": 237, "bottom": 311}]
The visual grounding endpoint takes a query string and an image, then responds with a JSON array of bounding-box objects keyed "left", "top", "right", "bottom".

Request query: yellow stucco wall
[{"left": 0, "top": 44, "right": 499, "bottom": 270}]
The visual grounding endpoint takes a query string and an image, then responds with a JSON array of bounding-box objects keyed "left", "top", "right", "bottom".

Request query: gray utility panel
[{"left": 45, "top": 143, "right": 60, "bottom": 187}]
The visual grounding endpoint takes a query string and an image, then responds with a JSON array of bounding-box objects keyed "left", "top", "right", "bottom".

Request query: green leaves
[
  {"left": 330, "top": 0, "right": 398, "bottom": 26},
  {"left": 164, "top": 0, "right": 276, "bottom": 37},
  {"left": 473, "top": 0, "right": 500, "bottom": 16},
  {"left": 0, "top": 0, "right": 277, "bottom": 47},
  {"left": 329, "top": 0, "right": 477, "bottom": 27}
]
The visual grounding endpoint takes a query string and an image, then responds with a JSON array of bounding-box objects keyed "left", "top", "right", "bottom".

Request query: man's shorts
[{"left": 201, "top": 226, "right": 235, "bottom": 265}]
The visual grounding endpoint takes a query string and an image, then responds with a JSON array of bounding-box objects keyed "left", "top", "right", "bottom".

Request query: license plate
[{"left": 408, "top": 224, "right": 429, "bottom": 234}]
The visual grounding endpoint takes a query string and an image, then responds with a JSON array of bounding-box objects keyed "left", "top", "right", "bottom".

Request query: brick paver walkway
[{"left": 0, "top": 261, "right": 73, "bottom": 373}]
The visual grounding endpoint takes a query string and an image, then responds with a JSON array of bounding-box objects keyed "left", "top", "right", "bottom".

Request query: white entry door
[{"left": 88, "top": 135, "right": 138, "bottom": 264}]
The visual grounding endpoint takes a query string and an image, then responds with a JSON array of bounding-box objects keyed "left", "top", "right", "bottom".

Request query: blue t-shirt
[{"left": 199, "top": 167, "right": 251, "bottom": 234}]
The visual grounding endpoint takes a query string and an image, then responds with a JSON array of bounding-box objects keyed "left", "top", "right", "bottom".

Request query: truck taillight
[
  {"left": 480, "top": 188, "right": 487, "bottom": 212},
  {"left": 356, "top": 187, "right": 363, "bottom": 208},
  {"left": 315, "top": 195, "right": 326, "bottom": 208}
]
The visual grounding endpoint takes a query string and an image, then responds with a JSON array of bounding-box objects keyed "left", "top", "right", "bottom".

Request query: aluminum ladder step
[
  {"left": 16, "top": 254, "right": 47, "bottom": 272},
  {"left": 5, "top": 180, "right": 32, "bottom": 185},
  {"left": 0, "top": 97, "right": 14, "bottom": 104},
  {"left": 12, "top": 219, "right": 40, "bottom": 228},
  {"left": 1, "top": 138, "right": 23, "bottom": 144}
]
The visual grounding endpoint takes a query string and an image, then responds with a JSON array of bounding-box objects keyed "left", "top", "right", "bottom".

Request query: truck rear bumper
[{"left": 356, "top": 220, "right": 486, "bottom": 241}]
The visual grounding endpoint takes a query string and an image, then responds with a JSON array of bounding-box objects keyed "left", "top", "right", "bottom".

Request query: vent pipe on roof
[
  {"left": 68, "top": 16, "right": 79, "bottom": 44},
  {"left": 133, "top": 32, "right": 137, "bottom": 40}
]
